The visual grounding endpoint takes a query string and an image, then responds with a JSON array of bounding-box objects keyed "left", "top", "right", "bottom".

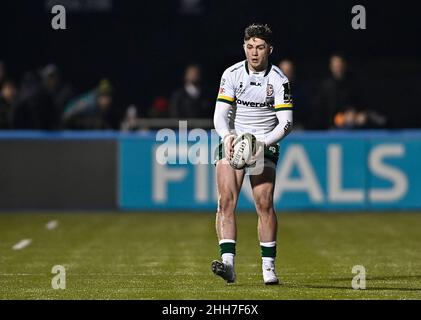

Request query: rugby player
[{"left": 212, "top": 23, "right": 293, "bottom": 285}]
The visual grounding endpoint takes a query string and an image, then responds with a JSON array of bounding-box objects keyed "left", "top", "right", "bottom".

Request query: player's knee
[
  {"left": 254, "top": 193, "right": 274, "bottom": 214},
  {"left": 217, "top": 192, "right": 237, "bottom": 214}
]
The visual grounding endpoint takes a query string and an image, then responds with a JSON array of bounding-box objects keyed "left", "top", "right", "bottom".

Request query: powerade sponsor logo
[{"left": 235, "top": 99, "right": 273, "bottom": 108}]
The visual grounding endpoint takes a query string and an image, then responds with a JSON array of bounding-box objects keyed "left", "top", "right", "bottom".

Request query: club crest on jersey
[
  {"left": 235, "top": 82, "right": 246, "bottom": 95},
  {"left": 266, "top": 84, "right": 274, "bottom": 96}
]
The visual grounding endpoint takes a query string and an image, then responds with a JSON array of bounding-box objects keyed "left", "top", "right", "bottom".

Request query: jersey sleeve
[
  {"left": 216, "top": 69, "right": 236, "bottom": 105},
  {"left": 273, "top": 79, "right": 293, "bottom": 111}
]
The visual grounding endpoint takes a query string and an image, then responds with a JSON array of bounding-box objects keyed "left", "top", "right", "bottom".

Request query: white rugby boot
[
  {"left": 211, "top": 260, "right": 236, "bottom": 283},
  {"left": 262, "top": 264, "right": 280, "bottom": 285}
]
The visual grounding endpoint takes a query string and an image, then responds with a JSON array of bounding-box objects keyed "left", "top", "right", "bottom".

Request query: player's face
[{"left": 243, "top": 37, "right": 272, "bottom": 72}]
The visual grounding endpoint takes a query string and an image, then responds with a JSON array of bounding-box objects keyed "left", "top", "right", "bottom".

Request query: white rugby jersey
[{"left": 216, "top": 60, "right": 293, "bottom": 141}]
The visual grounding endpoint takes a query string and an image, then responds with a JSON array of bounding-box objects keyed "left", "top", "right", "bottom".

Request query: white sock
[
  {"left": 262, "top": 257, "right": 275, "bottom": 269},
  {"left": 222, "top": 253, "right": 235, "bottom": 267}
]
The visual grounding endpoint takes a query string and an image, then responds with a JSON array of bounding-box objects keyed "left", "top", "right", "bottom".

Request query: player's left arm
[
  {"left": 263, "top": 110, "right": 292, "bottom": 146},
  {"left": 263, "top": 81, "right": 293, "bottom": 146}
]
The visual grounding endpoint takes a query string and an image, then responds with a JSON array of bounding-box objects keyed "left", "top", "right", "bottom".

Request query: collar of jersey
[{"left": 245, "top": 60, "right": 272, "bottom": 77}]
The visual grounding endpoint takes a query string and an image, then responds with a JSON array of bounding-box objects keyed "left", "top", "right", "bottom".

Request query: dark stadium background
[
  {"left": 1, "top": 0, "right": 421, "bottom": 301},
  {"left": 1, "top": 0, "right": 421, "bottom": 128}
]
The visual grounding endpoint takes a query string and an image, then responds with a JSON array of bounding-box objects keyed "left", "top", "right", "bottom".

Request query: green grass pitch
[{"left": 1, "top": 212, "right": 421, "bottom": 300}]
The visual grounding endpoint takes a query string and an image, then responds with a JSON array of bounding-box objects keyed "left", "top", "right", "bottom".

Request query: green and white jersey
[{"left": 216, "top": 60, "right": 293, "bottom": 141}]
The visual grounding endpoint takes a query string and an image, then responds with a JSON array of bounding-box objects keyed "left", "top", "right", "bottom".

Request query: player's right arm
[{"left": 213, "top": 70, "right": 236, "bottom": 159}]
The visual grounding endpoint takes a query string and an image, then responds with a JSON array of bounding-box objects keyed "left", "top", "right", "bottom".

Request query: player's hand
[
  {"left": 223, "top": 134, "right": 236, "bottom": 160},
  {"left": 247, "top": 140, "right": 264, "bottom": 166}
]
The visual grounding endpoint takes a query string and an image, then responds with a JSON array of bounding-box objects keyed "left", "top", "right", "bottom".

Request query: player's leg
[
  {"left": 212, "top": 158, "right": 245, "bottom": 283},
  {"left": 215, "top": 158, "right": 245, "bottom": 240},
  {"left": 249, "top": 160, "right": 280, "bottom": 285}
]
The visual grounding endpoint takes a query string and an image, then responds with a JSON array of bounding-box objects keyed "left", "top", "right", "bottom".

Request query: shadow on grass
[
  {"left": 330, "top": 275, "right": 421, "bottom": 282},
  {"left": 212, "top": 274, "right": 421, "bottom": 293},
  {"left": 215, "top": 282, "right": 421, "bottom": 293},
  {"left": 298, "top": 284, "right": 421, "bottom": 292},
  {"left": 299, "top": 274, "right": 421, "bottom": 292}
]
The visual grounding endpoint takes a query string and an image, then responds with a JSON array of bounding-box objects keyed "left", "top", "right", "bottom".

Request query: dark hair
[{"left": 244, "top": 23, "right": 272, "bottom": 44}]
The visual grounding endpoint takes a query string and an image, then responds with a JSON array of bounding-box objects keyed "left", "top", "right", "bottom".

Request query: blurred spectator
[
  {"left": 149, "top": 96, "right": 170, "bottom": 118},
  {"left": 121, "top": 105, "right": 140, "bottom": 131},
  {"left": 278, "top": 59, "right": 309, "bottom": 129},
  {"left": 40, "top": 64, "right": 75, "bottom": 128},
  {"left": 12, "top": 71, "right": 55, "bottom": 130},
  {"left": 334, "top": 106, "right": 387, "bottom": 129},
  {"left": 169, "top": 64, "right": 212, "bottom": 119},
  {"left": 313, "top": 54, "right": 360, "bottom": 129},
  {"left": 62, "top": 79, "right": 116, "bottom": 130},
  {"left": 0, "top": 80, "right": 17, "bottom": 129}
]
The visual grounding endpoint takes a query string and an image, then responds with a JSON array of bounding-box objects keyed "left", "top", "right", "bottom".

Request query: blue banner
[{"left": 119, "top": 130, "right": 421, "bottom": 211}]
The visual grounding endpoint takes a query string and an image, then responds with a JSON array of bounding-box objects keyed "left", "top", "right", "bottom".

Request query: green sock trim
[
  {"left": 261, "top": 245, "right": 276, "bottom": 258},
  {"left": 220, "top": 242, "right": 236, "bottom": 255}
]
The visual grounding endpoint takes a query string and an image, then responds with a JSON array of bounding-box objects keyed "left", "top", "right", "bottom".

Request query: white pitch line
[
  {"left": 12, "top": 239, "right": 32, "bottom": 250},
  {"left": 46, "top": 220, "right": 58, "bottom": 230}
]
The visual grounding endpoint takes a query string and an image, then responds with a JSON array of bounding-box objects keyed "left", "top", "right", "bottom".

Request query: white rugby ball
[{"left": 229, "top": 133, "right": 256, "bottom": 170}]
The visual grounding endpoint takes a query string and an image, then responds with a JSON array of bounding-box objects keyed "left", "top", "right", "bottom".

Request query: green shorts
[{"left": 214, "top": 141, "right": 280, "bottom": 166}]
